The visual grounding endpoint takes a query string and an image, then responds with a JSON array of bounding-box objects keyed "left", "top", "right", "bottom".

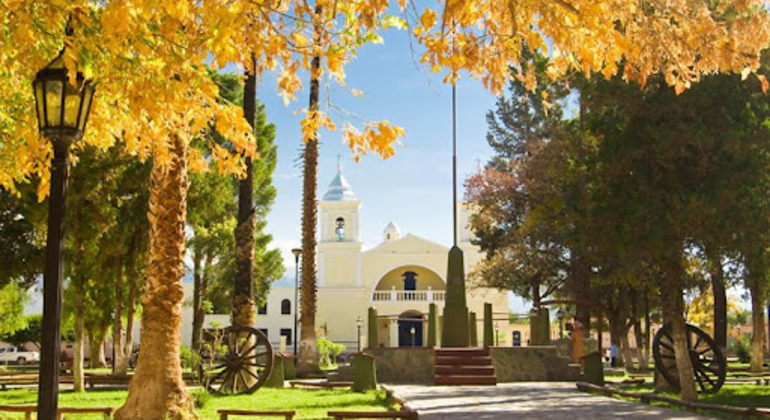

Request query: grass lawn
[
  {"left": 603, "top": 383, "right": 770, "bottom": 420},
  {"left": 0, "top": 387, "right": 396, "bottom": 419}
]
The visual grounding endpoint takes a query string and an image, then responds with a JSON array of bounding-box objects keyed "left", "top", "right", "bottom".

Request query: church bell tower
[{"left": 318, "top": 160, "right": 362, "bottom": 288}]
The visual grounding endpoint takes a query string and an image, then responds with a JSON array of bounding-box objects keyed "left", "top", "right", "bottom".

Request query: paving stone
[{"left": 387, "top": 382, "right": 714, "bottom": 420}]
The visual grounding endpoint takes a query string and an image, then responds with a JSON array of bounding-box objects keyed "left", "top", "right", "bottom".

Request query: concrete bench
[
  {"left": 0, "top": 404, "right": 113, "bottom": 419},
  {"left": 327, "top": 411, "right": 417, "bottom": 419},
  {"left": 218, "top": 409, "right": 296, "bottom": 419}
]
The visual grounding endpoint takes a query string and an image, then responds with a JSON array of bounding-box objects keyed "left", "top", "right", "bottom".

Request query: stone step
[
  {"left": 435, "top": 356, "right": 493, "bottom": 366},
  {"left": 434, "top": 375, "right": 497, "bottom": 386},
  {"left": 435, "top": 365, "right": 495, "bottom": 376},
  {"left": 435, "top": 348, "right": 489, "bottom": 357}
]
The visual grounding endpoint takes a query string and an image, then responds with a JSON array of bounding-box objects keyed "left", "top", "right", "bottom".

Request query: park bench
[
  {"left": 288, "top": 380, "right": 352, "bottom": 389},
  {"left": 217, "top": 409, "right": 296, "bottom": 419},
  {"left": 327, "top": 410, "right": 417, "bottom": 419},
  {"left": 0, "top": 404, "right": 113, "bottom": 419}
]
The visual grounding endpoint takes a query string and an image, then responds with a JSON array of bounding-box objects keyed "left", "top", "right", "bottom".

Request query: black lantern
[
  {"left": 33, "top": 51, "right": 95, "bottom": 141},
  {"left": 33, "top": 48, "right": 95, "bottom": 420}
]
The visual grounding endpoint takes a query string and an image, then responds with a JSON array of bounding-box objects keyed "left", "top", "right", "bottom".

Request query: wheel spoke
[
  {"left": 243, "top": 350, "right": 269, "bottom": 360},
  {"left": 244, "top": 367, "right": 261, "bottom": 381},
  {"left": 239, "top": 341, "right": 258, "bottom": 357},
  {"left": 692, "top": 335, "right": 703, "bottom": 351},
  {"left": 659, "top": 341, "right": 675, "bottom": 353},
  {"left": 696, "top": 366, "right": 716, "bottom": 388},
  {"left": 693, "top": 369, "right": 706, "bottom": 392},
  {"left": 244, "top": 361, "right": 267, "bottom": 369}
]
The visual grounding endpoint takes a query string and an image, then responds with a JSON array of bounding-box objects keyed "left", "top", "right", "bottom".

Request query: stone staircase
[{"left": 434, "top": 348, "right": 497, "bottom": 386}]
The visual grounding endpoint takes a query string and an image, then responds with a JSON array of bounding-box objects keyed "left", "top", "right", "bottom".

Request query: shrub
[
  {"left": 192, "top": 387, "right": 210, "bottom": 409},
  {"left": 179, "top": 345, "right": 197, "bottom": 369},
  {"left": 316, "top": 338, "right": 346, "bottom": 368},
  {"left": 732, "top": 336, "right": 751, "bottom": 364}
]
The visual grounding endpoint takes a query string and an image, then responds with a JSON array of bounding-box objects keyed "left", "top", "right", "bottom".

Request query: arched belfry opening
[{"left": 335, "top": 217, "right": 345, "bottom": 241}]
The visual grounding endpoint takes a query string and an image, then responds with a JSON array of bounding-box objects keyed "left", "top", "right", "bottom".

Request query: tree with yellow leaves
[{"left": 1, "top": 0, "right": 768, "bottom": 416}]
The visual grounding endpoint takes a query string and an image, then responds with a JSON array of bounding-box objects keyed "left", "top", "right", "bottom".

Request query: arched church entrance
[{"left": 398, "top": 311, "right": 423, "bottom": 347}]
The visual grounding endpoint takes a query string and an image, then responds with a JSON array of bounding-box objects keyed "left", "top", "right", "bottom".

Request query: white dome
[
  {"left": 322, "top": 161, "right": 357, "bottom": 201},
  {"left": 384, "top": 221, "right": 400, "bottom": 233},
  {"left": 383, "top": 221, "right": 400, "bottom": 241}
]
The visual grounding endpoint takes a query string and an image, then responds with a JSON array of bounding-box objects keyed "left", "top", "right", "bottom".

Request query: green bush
[
  {"left": 179, "top": 345, "right": 198, "bottom": 369},
  {"left": 192, "top": 387, "right": 210, "bottom": 409},
  {"left": 732, "top": 336, "right": 751, "bottom": 364},
  {"left": 316, "top": 338, "right": 346, "bottom": 368}
]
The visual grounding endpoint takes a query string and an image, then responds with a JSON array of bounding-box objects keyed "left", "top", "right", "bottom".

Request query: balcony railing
[{"left": 371, "top": 290, "right": 446, "bottom": 302}]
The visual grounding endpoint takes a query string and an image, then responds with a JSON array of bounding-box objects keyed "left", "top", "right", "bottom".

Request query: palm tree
[
  {"left": 233, "top": 59, "right": 258, "bottom": 328},
  {"left": 115, "top": 136, "right": 194, "bottom": 420},
  {"left": 297, "top": 9, "right": 324, "bottom": 372}
]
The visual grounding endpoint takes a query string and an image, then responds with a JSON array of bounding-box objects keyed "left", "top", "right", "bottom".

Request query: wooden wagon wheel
[
  {"left": 653, "top": 323, "right": 726, "bottom": 394},
  {"left": 198, "top": 325, "right": 273, "bottom": 395}
]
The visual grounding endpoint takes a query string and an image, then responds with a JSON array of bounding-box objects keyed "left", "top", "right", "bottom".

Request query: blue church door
[{"left": 398, "top": 313, "right": 423, "bottom": 347}]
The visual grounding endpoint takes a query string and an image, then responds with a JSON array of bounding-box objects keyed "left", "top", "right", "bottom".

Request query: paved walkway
[{"left": 387, "top": 383, "right": 713, "bottom": 419}]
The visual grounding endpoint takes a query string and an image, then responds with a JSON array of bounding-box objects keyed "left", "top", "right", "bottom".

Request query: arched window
[
  {"left": 403, "top": 271, "right": 418, "bottom": 291},
  {"left": 335, "top": 217, "right": 345, "bottom": 241},
  {"left": 258, "top": 302, "right": 267, "bottom": 315},
  {"left": 281, "top": 299, "right": 291, "bottom": 315}
]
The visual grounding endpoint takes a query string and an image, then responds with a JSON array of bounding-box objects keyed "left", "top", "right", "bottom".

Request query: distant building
[
  {"left": 315, "top": 163, "right": 508, "bottom": 349},
  {"left": 173, "top": 162, "right": 510, "bottom": 351}
]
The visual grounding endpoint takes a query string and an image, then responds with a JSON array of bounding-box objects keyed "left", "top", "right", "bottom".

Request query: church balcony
[{"left": 371, "top": 290, "right": 446, "bottom": 303}]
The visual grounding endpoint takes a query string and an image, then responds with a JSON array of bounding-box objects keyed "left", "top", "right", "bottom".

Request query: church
[
  {"left": 314, "top": 163, "right": 509, "bottom": 350},
  {"left": 177, "top": 163, "right": 510, "bottom": 352}
]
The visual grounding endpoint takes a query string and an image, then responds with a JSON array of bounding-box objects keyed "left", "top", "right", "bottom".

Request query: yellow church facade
[{"left": 316, "top": 164, "right": 509, "bottom": 349}]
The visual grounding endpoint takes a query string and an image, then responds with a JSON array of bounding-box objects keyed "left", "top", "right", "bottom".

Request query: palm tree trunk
[
  {"left": 234, "top": 58, "right": 257, "bottom": 329},
  {"left": 298, "top": 44, "right": 323, "bottom": 375},
  {"left": 115, "top": 135, "right": 193, "bottom": 420}
]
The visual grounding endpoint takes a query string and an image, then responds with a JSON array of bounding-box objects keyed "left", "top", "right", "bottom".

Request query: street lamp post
[
  {"left": 291, "top": 248, "right": 301, "bottom": 363},
  {"left": 356, "top": 316, "right": 362, "bottom": 352},
  {"left": 33, "top": 46, "right": 96, "bottom": 420},
  {"left": 410, "top": 327, "right": 416, "bottom": 347},
  {"left": 495, "top": 323, "right": 499, "bottom": 346},
  {"left": 557, "top": 309, "right": 566, "bottom": 340}
]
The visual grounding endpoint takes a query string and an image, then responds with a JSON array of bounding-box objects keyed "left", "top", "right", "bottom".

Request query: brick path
[{"left": 387, "top": 382, "right": 713, "bottom": 419}]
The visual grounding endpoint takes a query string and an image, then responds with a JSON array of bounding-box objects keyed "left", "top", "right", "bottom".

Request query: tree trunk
[
  {"left": 90, "top": 333, "right": 107, "bottom": 369},
  {"left": 644, "top": 290, "right": 652, "bottom": 368},
  {"left": 660, "top": 256, "right": 697, "bottom": 402},
  {"left": 750, "top": 280, "right": 766, "bottom": 373},
  {"left": 233, "top": 57, "right": 257, "bottom": 329},
  {"left": 124, "top": 267, "right": 137, "bottom": 366},
  {"left": 297, "top": 16, "right": 323, "bottom": 374},
  {"left": 115, "top": 136, "right": 193, "bottom": 420},
  {"left": 630, "top": 291, "right": 648, "bottom": 370},
  {"left": 113, "top": 262, "right": 126, "bottom": 376},
  {"left": 191, "top": 253, "right": 204, "bottom": 353},
  {"left": 707, "top": 250, "right": 727, "bottom": 355},
  {"left": 73, "top": 290, "right": 85, "bottom": 392},
  {"left": 620, "top": 332, "right": 635, "bottom": 370}
]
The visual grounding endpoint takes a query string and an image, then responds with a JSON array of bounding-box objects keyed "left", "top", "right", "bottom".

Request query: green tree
[
  {"left": 0, "top": 282, "right": 28, "bottom": 336},
  {"left": 466, "top": 53, "right": 572, "bottom": 307},
  {"left": 188, "top": 72, "right": 283, "bottom": 352},
  {"left": 0, "top": 187, "right": 45, "bottom": 288}
]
